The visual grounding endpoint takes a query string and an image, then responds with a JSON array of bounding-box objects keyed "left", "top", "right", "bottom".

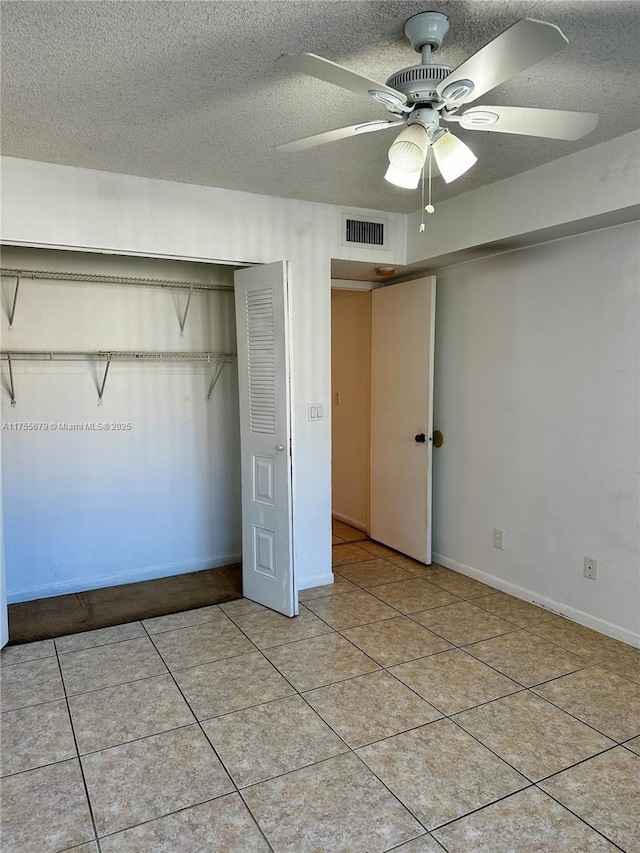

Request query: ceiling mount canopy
[{"left": 275, "top": 9, "right": 598, "bottom": 204}]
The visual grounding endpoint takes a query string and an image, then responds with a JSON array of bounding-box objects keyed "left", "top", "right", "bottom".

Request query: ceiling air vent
[{"left": 342, "top": 215, "right": 387, "bottom": 250}]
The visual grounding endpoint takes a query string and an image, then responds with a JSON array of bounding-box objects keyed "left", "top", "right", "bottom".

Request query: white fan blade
[
  {"left": 277, "top": 53, "right": 407, "bottom": 104},
  {"left": 275, "top": 120, "right": 403, "bottom": 153},
  {"left": 460, "top": 106, "right": 598, "bottom": 140},
  {"left": 437, "top": 19, "right": 568, "bottom": 106}
]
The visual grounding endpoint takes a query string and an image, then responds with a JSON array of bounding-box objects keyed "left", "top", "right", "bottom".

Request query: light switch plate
[{"left": 307, "top": 403, "right": 324, "bottom": 422}]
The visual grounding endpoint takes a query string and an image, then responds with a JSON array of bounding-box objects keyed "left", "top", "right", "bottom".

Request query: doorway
[
  {"left": 331, "top": 287, "right": 372, "bottom": 534},
  {"left": 331, "top": 276, "right": 437, "bottom": 564}
]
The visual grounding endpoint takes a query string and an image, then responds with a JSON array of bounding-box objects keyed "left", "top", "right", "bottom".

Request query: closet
[{"left": 1, "top": 246, "right": 243, "bottom": 628}]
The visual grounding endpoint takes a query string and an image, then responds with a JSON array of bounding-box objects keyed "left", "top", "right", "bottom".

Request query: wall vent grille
[{"left": 343, "top": 216, "right": 387, "bottom": 250}]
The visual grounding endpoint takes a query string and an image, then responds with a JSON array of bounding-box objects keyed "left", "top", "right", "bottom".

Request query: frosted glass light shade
[
  {"left": 388, "top": 124, "right": 429, "bottom": 173},
  {"left": 384, "top": 163, "right": 421, "bottom": 189},
  {"left": 432, "top": 132, "right": 477, "bottom": 183}
]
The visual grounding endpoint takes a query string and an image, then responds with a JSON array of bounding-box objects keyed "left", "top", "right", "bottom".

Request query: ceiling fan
[{"left": 275, "top": 12, "right": 598, "bottom": 192}]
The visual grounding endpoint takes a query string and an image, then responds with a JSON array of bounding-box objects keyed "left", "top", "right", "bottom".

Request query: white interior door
[
  {"left": 370, "top": 276, "right": 436, "bottom": 563},
  {"left": 234, "top": 261, "right": 297, "bottom": 617}
]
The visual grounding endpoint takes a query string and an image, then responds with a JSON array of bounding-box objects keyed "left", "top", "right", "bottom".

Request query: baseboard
[
  {"left": 7, "top": 554, "right": 242, "bottom": 604},
  {"left": 332, "top": 512, "right": 367, "bottom": 532},
  {"left": 297, "top": 571, "right": 335, "bottom": 592},
  {"left": 433, "top": 552, "right": 640, "bottom": 649}
]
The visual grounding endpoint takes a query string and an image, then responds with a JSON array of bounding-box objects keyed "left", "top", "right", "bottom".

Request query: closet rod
[
  {"left": 0, "top": 350, "right": 236, "bottom": 362},
  {"left": 1, "top": 351, "right": 236, "bottom": 406},
  {"left": 0, "top": 268, "right": 234, "bottom": 292}
]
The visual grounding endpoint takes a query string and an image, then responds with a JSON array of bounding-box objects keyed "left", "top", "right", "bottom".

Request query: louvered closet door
[{"left": 234, "top": 261, "right": 297, "bottom": 617}]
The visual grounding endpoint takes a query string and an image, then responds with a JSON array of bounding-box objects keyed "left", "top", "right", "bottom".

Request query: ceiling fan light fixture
[
  {"left": 388, "top": 124, "right": 429, "bottom": 172},
  {"left": 384, "top": 163, "right": 421, "bottom": 189},
  {"left": 432, "top": 131, "right": 477, "bottom": 183}
]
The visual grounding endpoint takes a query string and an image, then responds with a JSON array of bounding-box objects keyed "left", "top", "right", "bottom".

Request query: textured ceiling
[{"left": 1, "top": 1, "right": 639, "bottom": 213}]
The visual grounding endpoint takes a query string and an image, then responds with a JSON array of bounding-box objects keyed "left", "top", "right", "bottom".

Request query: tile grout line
[
  {"left": 49, "top": 619, "right": 255, "bottom": 846},
  {"left": 91, "top": 792, "right": 274, "bottom": 849},
  {"left": 139, "top": 620, "right": 278, "bottom": 853},
  {"left": 299, "top": 564, "right": 635, "bottom": 761},
  {"left": 336, "top": 655, "right": 619, "bottom": 802},
  {"left": 49, "top": 603, "right": 628, "bottom": 800},
  {"left": 53, "top": 641, "right": 104, "bottom": 853},
  {"left": 336, "top": 561, "right": 634, "bottom": 743},
  {"left": 530, "top": 784, "right": 629, "bottom": 853},
  {"left": 301, "top": 566, "right": 613, "bottom": 732},
  {"left": 288, "top": 570, "right": 638, "bottom": 840},
  {"left": 534, "top": 741, "right": 624, "bottom": 786},
  {"left": 4, "top": 547, "right": 637, "bottom": 850},
  {"left": 245, "top": 604, "right": 544, "bottom": 837},
  {"left": 521, "top": 687, "right": 634, "bottom": 744},
  {"left": 342, "top": 572, "right": 634, "bottom": 744},
  {"left": 429, "top": 780, "right": 629, "bottom": 853},
  {"left": 4, "top": 589, "right": 630, "bottom": 729},
  {"left": 217, "top": 608, "right": 439, "bottom": 844}
]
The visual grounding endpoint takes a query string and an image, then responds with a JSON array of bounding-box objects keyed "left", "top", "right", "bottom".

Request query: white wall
[
  {"left": 1, "top": 247, "right": 242, "bottom": 602},
  {"left": 432, "top": 222, "right": 640, "bottom": 645},
  {"left": 407, "top": 130, "right": 640, "bottom": 267},
  {"left": 0, "top": 157, "right": 407, "bottom": 593}
]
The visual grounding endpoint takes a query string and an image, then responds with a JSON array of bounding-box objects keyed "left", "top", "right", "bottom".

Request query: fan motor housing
[{"left": 385, "top": 64, "right": 451, "bottom": 104}]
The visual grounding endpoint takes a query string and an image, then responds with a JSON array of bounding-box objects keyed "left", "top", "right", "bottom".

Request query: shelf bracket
[
  {"left": 7, "top": 353, "right": 17, "bottom": 406},
  {"left": 97, "top": 355, "right": 112, "bottom": 406},
  {"left": 8, "top": 275, "right": 20, "bottom": 331},
  {"left": 206, "top": 360, "right": 227, "bottom": 401},
  {"left": 179, "top": 286, "right": 193, "bottom": 337}
]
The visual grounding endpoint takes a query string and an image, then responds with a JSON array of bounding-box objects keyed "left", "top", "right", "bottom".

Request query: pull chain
[
  {"left": 426, "top": 146, "right": 435, "bottom": 214},
  {"left": 419, "top": 163, "right": 426, "bottom": 232},
  {"left": 419, "top": 146, "right": 435, "bottom": 234}
]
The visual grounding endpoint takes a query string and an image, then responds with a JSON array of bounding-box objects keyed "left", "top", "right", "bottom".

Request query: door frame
[{"left": 330, "top": 275, "right": 436, "bottom": 561}]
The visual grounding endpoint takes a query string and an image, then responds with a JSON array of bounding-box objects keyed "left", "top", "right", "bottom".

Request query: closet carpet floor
[
  {"left": 1, "top": 522, "right": 638, "bottom": 852},
  {"left": 7, "top": 563, "right": 243, "bottom": 644}
]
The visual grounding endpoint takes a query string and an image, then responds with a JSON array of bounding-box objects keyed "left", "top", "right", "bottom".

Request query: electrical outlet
[
  {"left": 493, "top": 528, "right": 504, "bottom": 550},
  {"left": 584, "top": 556, "right": 597, "bottom": 580}
]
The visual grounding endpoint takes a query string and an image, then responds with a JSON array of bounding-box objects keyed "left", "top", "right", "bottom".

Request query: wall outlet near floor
[
  {"left": 584, "top": 556, "right": 598, "bottom": 580},
  {"left": 493, "top": 528, "right": 504, "bottom": 550}
]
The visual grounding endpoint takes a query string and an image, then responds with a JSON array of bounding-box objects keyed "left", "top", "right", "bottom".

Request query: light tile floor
[{"left": 1, "top": 522, "right": 638, "bottom": 852}]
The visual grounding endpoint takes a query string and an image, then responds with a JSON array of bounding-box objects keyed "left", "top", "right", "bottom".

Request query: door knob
[
  {"left": 276, "top": 444, "right": 285, "bottom": 452},
  {"left": 414, "top": 433, "right": 426, "bottom": 443}
]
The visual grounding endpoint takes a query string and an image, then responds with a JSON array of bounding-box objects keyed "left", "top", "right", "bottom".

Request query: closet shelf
[
  {"left": 0, "top": 267, "right": 234, "bottom": 291},
  {"left": 1, "top": 350, "right": 237, "bottom": 407},
  {"left": 1, "top": 350, "right": 236, "bottom": 361},
  {"left": 1, "top": 267, "right": 234, "bottom": 335}
]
